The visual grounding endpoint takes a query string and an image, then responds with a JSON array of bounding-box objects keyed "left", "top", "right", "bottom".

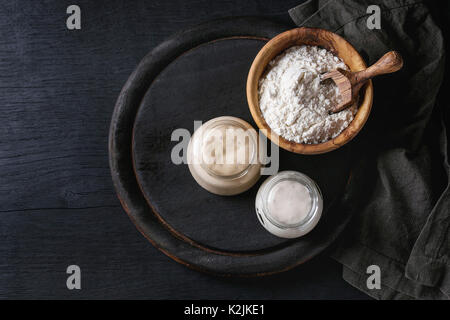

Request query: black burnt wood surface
[{"left": 0, "top": 0, "right": 370, "bottom": 299}]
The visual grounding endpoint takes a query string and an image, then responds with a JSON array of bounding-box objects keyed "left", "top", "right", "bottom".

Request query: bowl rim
[{"left": 246, "top": 27, "right": 373, "bottom": 155}]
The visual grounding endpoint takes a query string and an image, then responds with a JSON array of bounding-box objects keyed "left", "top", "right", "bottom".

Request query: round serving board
[{"left": 109, "top": 17, "right": 355, "bottom": 276}]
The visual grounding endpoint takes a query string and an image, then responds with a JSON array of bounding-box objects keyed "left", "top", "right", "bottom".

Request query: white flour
[{"left": 258, "top": 45, "right": 357, "bottom": 144}]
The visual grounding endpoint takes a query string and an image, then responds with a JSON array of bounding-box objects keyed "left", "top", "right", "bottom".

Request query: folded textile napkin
[{"left": 289, "top": 0, "right": 448, "bottom": 299}]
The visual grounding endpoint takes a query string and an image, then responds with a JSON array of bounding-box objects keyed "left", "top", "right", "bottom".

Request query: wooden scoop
[{"left": 322, "top": 51, "right": 403, "bottom": 114}]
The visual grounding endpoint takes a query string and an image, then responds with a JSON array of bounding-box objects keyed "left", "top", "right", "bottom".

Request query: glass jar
[
  {"left": 187, "top": 116, "right": 261, "bottom": 196},
  {"left": 255, "top": 171, "right": 323, "bottom": 238}
]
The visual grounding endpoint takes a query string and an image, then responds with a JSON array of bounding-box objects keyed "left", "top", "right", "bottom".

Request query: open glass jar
[
  {"left": 187, "top": 116, "right": 261, "bottom": 196},
  {"left": 255, "top": 171, "right": 323, "bottom": 238}
]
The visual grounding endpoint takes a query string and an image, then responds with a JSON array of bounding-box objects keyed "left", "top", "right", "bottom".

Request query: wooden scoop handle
[{"left": 356, "top": 51, "right": 403, "bottom": 83}]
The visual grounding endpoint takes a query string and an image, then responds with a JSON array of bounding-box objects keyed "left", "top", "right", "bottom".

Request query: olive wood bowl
[{"left": 246, "top": 27, "right": 373, "bottom": 154}]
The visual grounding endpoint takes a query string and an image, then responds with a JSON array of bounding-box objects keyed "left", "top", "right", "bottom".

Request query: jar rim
[
  {"left": 260, "top": 171, "right": 322, "bottom": 229},
  {"left": 196, "top": 117, "right": 258, "bottom": 180}
]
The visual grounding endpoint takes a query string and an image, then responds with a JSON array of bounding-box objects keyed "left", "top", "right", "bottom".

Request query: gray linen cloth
[{"left": 289, "top": 0, "right": 448, "bottom": 299}]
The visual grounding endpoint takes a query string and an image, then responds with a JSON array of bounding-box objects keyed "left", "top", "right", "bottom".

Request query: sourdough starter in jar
[{"left": 187, "top": 116, "right": 261, "bottom": 196}]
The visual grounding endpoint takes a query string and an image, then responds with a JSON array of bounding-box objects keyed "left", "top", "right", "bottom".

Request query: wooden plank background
[{"left": 0, "top": 0, "right": 375, "bottom": 299}]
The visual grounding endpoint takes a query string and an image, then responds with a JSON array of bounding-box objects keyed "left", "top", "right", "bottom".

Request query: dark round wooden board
[{"left": 109, "top": 17, "right": 355, "bottom": 276}]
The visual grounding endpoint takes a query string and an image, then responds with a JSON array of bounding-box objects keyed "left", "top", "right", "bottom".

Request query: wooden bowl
[{"left": 246, "top": 27, "right": 373, "bottom": 154}]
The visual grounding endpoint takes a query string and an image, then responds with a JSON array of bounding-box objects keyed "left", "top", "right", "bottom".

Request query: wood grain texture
[
  {"left": 112, "top": 17, "right": 358, "bottom": 276},
  {"left": 130, "top": 34, "right": 354, "bottom": 256},
  {"left": 132, "top": 38, "right": 286, "bottom": 252},
  {"left": 247, "top": 27, "right": 374, "bottom": 154},
  {"left": 0, "top": 0, "right": 369, "bottom": 299}
]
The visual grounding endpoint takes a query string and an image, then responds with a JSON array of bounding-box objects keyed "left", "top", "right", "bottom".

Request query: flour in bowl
[{"left": 258, "top": 45, "right": 357, "bottom": 144}]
